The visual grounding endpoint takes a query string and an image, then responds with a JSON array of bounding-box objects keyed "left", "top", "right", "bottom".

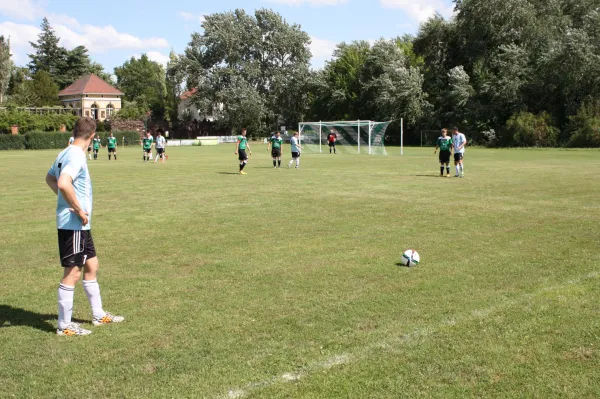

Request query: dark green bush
[
  {"left": 24, "top": 131, "right": 72, "bottom": 150},
  {"left": 0, "top": 134, "right": 26, "bottom": 150},
  {"left": 507, "top": 111, "right": 559, "bottom": 147},
  {"left": 566, "top": 101, "right": 600, "bottom": 147}
]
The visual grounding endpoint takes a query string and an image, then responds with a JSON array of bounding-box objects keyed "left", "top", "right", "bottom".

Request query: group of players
[
  {"left": 69, "top": 130, "right": 168, "bottom": 163},
  {"left": 434, "top": 127, "right": 467, "bottom": 178},
  {"left": 234, "top": 128, "right": 340, "bottom": 174}
]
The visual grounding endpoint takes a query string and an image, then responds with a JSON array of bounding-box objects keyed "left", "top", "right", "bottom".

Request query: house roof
[
  {"left": 58, "top": 74, "right": 123, "bottom": 97},
  {"left": 180, "top": 88, "right": 197, "bottom": 100}
]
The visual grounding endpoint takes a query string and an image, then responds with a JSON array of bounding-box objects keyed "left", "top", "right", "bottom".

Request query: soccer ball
[{"left": 401, "top": 249, "right": 420, "bottom": 267}]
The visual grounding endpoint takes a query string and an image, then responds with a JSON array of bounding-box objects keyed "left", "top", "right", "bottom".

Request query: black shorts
[
  {"left": 271, "top": 148, "right": 281, "bottom": 158},
  {"left": 328, "top": 142, "right": 335, "bottom": 147},
  {"left": 57, "top": 229, "right": 96, "bottom": 267},
  {"left": 93, "top": 148, "right": 99, "bottom": 153},
  {"left": 439, "top": 150, "right": 451, "bottom": 164},
  {"left": 108, "top": 148, "right": 116, "bottom": 153},
  {"left": 454, "top": 153, "right": 464, "bottom": 162},
  {"left": 291, "top": 152, "right": 301, "bottom": 159},
  {"left": 87, "top": 147, "right": 91, "bottom": 152},
  {"left": 157, "top": 148, "right": 165, "bottom": 155},
  {"left": 144, "top": 148, "right": 152, "bottom": 154},
  {"left": 238, "top": 149, "right": 248, "bottom": 161}
]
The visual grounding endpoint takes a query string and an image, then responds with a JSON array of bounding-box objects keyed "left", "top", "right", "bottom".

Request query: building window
[
  {"left": 90, "top": 104, "right": 98, "bottom": 120},
  {"left": 106, "top": 104, "right": 115, "bottom": 118}
]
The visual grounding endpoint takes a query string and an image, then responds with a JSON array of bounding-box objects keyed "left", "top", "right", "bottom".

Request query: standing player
[
  {"left": 288, "top": 132, "right": 302, "bottom": 169},
  {"left": 452, "top": 126, "right": 467, "bottom": 177},
  {"left": 154, "top": 130, "right": 166, "bottom": 163},
  {"left": 142, "top": 132, "right": 153, "bottom": 162},
  {"left": 92, "top": 135, "right": 101, "bottom": 160},
  {"left": 87, "top": 142, "right": 92, "bottom": 160},
  {"left": 434, "top": 128, "right": 452, "bottom": 177},
  {"left": 267, "top": 131, "right": 283, "bottom": 168},
  {"left": 45, "top": 117, "right": 124, "bottom": 336},
  {"left": 235, "top": 128, "right": 252, "bottom": 175},
  {"left": 107, "top": 132, "right": 117, "bottom": 161},
  {"left": 327, "top": 129, "right": 337, "bottom": 154}
]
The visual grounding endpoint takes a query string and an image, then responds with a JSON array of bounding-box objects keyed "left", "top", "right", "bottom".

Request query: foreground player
[
  {"left": 155, "top": 130, "right": 166, "bottom": 163},
  {"left": 45, "top": 117, "right": 124, "bottom": 336},
  {"left": 267, "top": 131, "right": 283, "bottom": 168},
  {"left": 452, "top": 126, "right": 467, "bottom": 177},
  {"left": 235, "top": 128, "right": 252, "bottom": 174},
  {"left": 142, "top": 132, "right": 153, "bottom": 162},
  {"left": 92, "top": 135, "right": 101, "bottom": 160},
  {"left": 328, "top": 129, "right": 337, "bottom": 154},
  {"left": 434, "top": 128, "right": 452, "bottom": 177},
  {"left": 288, "top": 132, "right": 302, "bottom": 169},
  {"left": 107, "top": 132, "right": 117, "bottom": 160}
]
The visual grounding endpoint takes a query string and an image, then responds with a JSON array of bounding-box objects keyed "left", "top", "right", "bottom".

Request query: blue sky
[{"left": 0, "top": 0, "right": 454, "bottom": 73}]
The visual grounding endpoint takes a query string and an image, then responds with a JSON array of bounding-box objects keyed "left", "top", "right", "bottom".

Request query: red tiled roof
[
  {"left": 58, "top": 74, "right": 123, "bottom": 96},
  {"left": 180, "top": 87, "right": 198, "bottom": 100}
]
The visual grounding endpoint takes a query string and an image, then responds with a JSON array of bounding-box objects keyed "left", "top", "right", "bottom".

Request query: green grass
[{"left": 1, "top": 145, "right": 599, "bottom": 398}]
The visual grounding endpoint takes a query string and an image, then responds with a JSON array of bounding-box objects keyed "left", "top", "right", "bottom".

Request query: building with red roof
[{"left": 58, "top": 74, "right": 123, "bottom": 121}]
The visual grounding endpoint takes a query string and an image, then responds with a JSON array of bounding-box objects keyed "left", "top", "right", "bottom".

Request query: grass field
[{"left": 1, "top": 144, "right": 599, "bottom": 398}]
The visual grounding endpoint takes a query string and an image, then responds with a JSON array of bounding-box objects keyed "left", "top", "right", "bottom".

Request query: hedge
[
  {"left": 0, "top": 134, "right": 26, "bottom": 150},
  {"left": 0, "top": 111, "right": 78, "bottom": 133},
  {"left": 0, "top": 130, "right": 142, "bottom": 150}
]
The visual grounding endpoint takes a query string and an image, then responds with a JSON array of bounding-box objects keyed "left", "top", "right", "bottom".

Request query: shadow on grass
[
  {"left": 216, "top": 172, "right": 242, "bottom": 175},
  {"left": 414, "top": 174, "right": 450, "bottom": 178},
  {"left": 395, "top": 262, "right": 411, "bottom": 268},
  {"left": 0, "top": 305, "right": 86, "bottom": 333}
]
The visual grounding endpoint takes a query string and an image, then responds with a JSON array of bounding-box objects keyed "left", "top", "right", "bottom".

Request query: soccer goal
[{"left": 298, "top": 120, "right": 394, "bottom": 155}]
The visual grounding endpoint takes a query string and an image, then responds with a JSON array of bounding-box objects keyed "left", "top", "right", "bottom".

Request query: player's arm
[
  {"left": 235, "top": 140, "right": 239, "bottom": 154},
  {"left": 434, "top": 140, "right": 439, "bottom": 153},
  {"left": 46, "top": 173, "right": 59, "bottom": 195},
  {"left": 56, "top": 173, "right": 89, "bottom": 225},
  {"left": 459, "top": 137, "right": 466, "bottom": 150},
  {"left": 267, "top": 140, "right": 271, "bottom": 151},
  {"left": 246, "top": 142, "right": 252, "bottom": 155}
]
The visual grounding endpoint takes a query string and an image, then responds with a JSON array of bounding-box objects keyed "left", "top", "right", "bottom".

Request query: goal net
[
  {"left": 298, "top": 121, "right": 391, "bottom": 155},
  {"left": 420, "top": 130, "right": 442, "bottom": 147}
]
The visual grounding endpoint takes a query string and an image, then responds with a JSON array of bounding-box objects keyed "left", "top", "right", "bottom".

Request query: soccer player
[
  {"left": 45, "top": 117, "right": 124, "bottom": 336},
  {"left": 267, "top": 131, "right": 283, "bottom": 168},
  {"left": 235, "top": 128, "right": 252, "bottom": 174},
  {"left": 87, "top": 143, "right": 92, "bottom": 160},
  {"left": 327, "top": 129, "right": 337, "bottom": 154},
  {"left": 92, "top": 135, "right": 101, "bottom": 160},
  {"left": 434, "top": 128, "right": 452, "bottom": 177},
  {"left": 288, "top": 132, "right": 302, "bottom": 169},
  {"left": 107, "top": 132, "right": 117, "bottom": 161},
  {"left": 142, "top": 132, "right": 153, "bottom": 162},
  {"left": 155, "top": 130, "right": 166, "bottom": 163},
  {"left": 451, "top": 126, "right": 467, "bottom": 177}
]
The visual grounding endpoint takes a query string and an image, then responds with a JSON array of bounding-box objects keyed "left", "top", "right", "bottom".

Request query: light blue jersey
[
  {"left": 453, "top": 133, "right": 467, "bottom": 154},
  {"left": 156, "top": 136, "right": 166, "bottom": 149},
  {"left": 48, "top": 146, "right": 92, "bottom": 230},
  {"left": 291, "top": 136, "right": 300, "bottom": 153}
]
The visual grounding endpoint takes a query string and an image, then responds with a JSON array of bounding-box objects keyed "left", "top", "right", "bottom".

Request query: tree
[
  {"left": 0, "top": 36, "right": 11, "bottom": 103},
  {"left": 28, "top": 18, "right": 65, "bottom": 83},
  {"left": 180, "top": 8, "right": 311, "bottom": 134},
  {"left": 165, "top": 50, "right": 184, "bottom": 124},
  {"left": 115, "top": 54, "right": 166, "bottom": 119},
  {"left": 31, "top": 70, "right": 59, "bottom": 107}
]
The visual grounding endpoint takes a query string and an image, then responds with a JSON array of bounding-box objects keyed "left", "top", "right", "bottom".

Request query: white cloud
[
  {"left": 265, "top": 0, "right": 347, "bottom": 5},
  {"left": 380, "top": 0, "right": 454, "bottom": 22},
  {"left": 310, "top": 36, "right": 337, "bottom": 59},
  {"left": 146, "top": 51, "right": 170, "bottom": 66},
  {"left": 178, "top": 11, "right": 205, "bottom": 24},
  {"left": 0, "top": 21, "right": 40, "bottom": 63},
  {"left": 0, "top": 0, "right": 45, "bottom": 21}
]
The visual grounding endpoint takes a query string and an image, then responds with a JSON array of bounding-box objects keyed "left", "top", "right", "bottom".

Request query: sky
[{"left": 0, "top": 0, "right": 454, "bottom": 73}]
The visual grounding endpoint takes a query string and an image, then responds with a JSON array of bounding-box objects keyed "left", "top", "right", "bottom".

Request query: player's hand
[
  {"left": 70, "top": 208, "right": 89, "bottom": 225},
  {"left": 235, "top": 151, "right": 238, "bottom": 155},
  {"left": 249, "top": 152, "right": 252, "bottom": 156}
]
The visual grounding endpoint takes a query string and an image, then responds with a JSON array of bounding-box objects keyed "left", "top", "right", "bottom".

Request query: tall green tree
[
  {"left": 180, "top": 8, "right": 311, "bottom": 133},
  {"left": 31, "top": 70, "right": 59, "bottom": 107},
  {"left": 114, "top": 54, "right": 166, "bottom": 119},
  {"left": 28, "top": 18, "right": 65, "bottom": 83},
  {"left": 165, "top": 50, "right": 184, "bottom": 124},
  {"left": 0, "top": 35, "right": 12, "bottom": 103}
]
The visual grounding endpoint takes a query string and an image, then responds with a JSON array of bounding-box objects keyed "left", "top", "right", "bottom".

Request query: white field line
[{"left": 221, "top": 271, "right": 599, "bottom": 399}]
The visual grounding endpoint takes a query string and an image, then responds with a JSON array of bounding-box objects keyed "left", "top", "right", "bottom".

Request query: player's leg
[
  {"left": 459, "top": 156, "right": 465, "bottom": 177},
  {"left": 272, "top": 155, "right": 277, "bottom": 168},
  {"left": 334, "top": 143, "right": 336, "bottom": 154},
  {"left": 114, "top": 150, "right": 117, "bottom": 161},
  {"left": 454, "top": 154, "right": 460, "bottom": 177},
  {"left": 295, "top": 153, "right": 300, "bottom": 168},
  {"left": 277, "top": 155, "right": 281, "bottom": 168},
  {"left": 288, "top": 154, "right": 295, "bottom": 168}
]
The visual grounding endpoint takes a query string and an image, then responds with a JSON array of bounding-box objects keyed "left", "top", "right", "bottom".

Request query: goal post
[{"left": 298, "top": 120, "right": 392, "bottom": 155}]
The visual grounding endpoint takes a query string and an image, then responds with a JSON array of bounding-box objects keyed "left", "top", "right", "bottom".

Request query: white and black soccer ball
[{"left": 401, "top": 249, "right": 420, "bottom": 267}]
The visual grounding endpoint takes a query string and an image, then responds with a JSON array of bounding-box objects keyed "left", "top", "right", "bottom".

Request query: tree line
[{"left": 1, "top": 2, "right": 599, "bottom": 146}]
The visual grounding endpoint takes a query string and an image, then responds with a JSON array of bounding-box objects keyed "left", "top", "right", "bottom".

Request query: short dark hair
[
  {"left": 241, "top": 128, "right": 247, "bottom": 132},
  {"left": 452, "top": 126, "right": 459, "bottom": 131},
  {"left": 73, "top": 117, "right": 96, "bottom": 139}
]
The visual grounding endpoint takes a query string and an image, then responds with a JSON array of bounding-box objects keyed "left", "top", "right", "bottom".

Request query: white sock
[
  {"left": 82, "top": 279, "right": 105, "bottom": 319},
  {"left": 456, "top": 166, "right": 460, "bottom": 175},
  {"left": 460, "top": 164, "right": 464, "bottom": 173},
  {"left": 58, "top": 284, "right": 75, "bottom": 329},
  {"left": 289, "top": 160, "right": 294, "bottom": 166},
  {"left": 296, "top": 159, "right": 300, "bottom": 167}
]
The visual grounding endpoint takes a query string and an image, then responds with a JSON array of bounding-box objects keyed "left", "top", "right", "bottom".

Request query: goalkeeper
[{"left": 327, "top": 129, "right": 337, "bottom": 154}]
